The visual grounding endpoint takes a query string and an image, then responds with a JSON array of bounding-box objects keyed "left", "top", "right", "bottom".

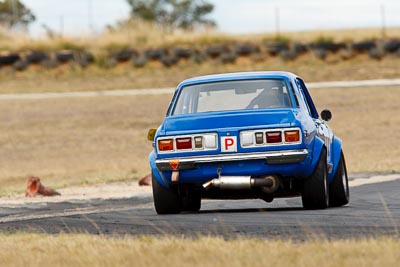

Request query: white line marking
[
  {"left": 307, "top": 78, "right": 400, "bottom": 89},
  {"left": 1, "top": 78, "right": 399, "bottom": 100},
  {"left": 349, "top": 174, "right": 400, "bottom": 188},
  {"left": 0, "top": 204, "right": 149, "bottom": 224},
  {"left": 0, "top": 88, "right": 175, "bottom": 100}
]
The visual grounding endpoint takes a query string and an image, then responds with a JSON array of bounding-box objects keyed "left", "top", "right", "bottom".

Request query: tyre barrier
[
  {"left": 310, "top": 41, "right": 346, "bottom": 53},
  {"left": 292, "top": 43, "right": 309, "bottom": 55},
  {"left": 13, "top": 60, "right": 29, "bottom": 71},
  {"left": 132, "top": 54, "right": 147, "bottom": 68},
  {"left": 205, "top": 44, "right": 229, "bottom": 58},
  {"left": 234, "top": 44, "right": 260, "bottom": 56},
  {"left": 266, "top": 42, "right": 289, "bottom": 56},
  {"left": 192, "top": 51, "right": 207, "bottom": 63},
  {"left": 368, "top": 48, "right": 384, "bottom": 60},
  {"left": 41, "top": 59, "right": 58, "bottom": 69},
  {"left": 145, "top": 48, "right": 167, "bottom": 60},
  {"left": 340, "top": 49, "right": 354, "bottom": 60},
  {"left": 220, "top": 52, "right": 237, "bottom": 64},
  {"left": 160, "top": 54, "right": 179, "bottom": 67},
  {"left": 313, "top": 48, "right": 327, "bottom": 60},
  {"left": 26, "top": 51, "right": 48, "bottom": 64},
  {"left": 173, "top": 47, "right": 193, "bottom": 59},
  {"left": 250, "top": 52, "right": 265, "bottom": 62},
  {"left": 280, "top": 49, "right": 298, "bottom": 61},
  {"left": 351, "top": 41, "right": 376, "bottom": 53},
  {"left": 111, "top": 48, "right": 138, "bottom": 62},
  {"left": 383, "top": 40, "right": 400, "bottom": 53},
  {"left": 1, "top": 39, "right": 399, "bottom": 72},
  {"left": 74, "top": 51, "right": 95, "bottom": 67},
  {"left": 0, "top": 53, "right": 20, "bottom": 66},
  {"left": 55, "top": 50, "right": 75, "bottom": 63}
]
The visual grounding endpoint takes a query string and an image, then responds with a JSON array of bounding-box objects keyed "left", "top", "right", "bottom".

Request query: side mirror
[
  {"left": 147, "top": 129, "right": 156, "bottom": 141},
  {"left": 320, "top": 109, "right": 332, "bottom": 121}
]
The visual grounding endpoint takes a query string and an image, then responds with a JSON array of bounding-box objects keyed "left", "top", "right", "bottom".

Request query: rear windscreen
[{"left": 172, "top": 79, "right": 292, "bottom": 115}]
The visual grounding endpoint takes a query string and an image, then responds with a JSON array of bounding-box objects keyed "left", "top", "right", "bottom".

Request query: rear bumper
[{"left": 155, "top": 149, "right": 308, "bottom": 171}]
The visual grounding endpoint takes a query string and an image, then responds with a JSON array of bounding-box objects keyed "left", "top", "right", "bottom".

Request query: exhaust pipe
[{"left": 203, "top": 175, "right": 279, "bottom": 193}]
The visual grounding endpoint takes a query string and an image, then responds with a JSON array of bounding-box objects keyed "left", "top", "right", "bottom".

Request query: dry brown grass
[
  {"left": 0, "top": 234, "right": 399, "bottom": 267},
  {"left": 0, "top": 86, "right": 398, "bottom": 196},
  {"left": 1, "top": 54, "right": 400, "bottom": 94},
  {"left": 0, "top": 95, "right": 170, "bottom": 195},
  {"left": 311, "top": 86, "right": 400, "bottom": 173},
  {"left": 2, "top": 24, "right": 400, "bottom": 52},
  {"left": 1, "top": 20, "right": 228, "bottom": 52}
]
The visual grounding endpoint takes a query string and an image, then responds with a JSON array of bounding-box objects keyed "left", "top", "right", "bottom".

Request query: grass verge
[
  {"left": 0, "top": 234, "right": 399, "bottom": 267},
  {"left": 1, "top": 55, "right": 400, "bottom": 94}
]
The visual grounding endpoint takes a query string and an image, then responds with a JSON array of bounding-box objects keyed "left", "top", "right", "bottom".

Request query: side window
[
  {"left": 295, "top": 79, "right": 312, "bottom": 116},
  {"left": 296, "top": 78, "right": 319, "bottom": 119},
  {"left": 173, "top": 89, "right": 195, "bottom": 115},
  {"left": 289, "top": 82, "right": 300, "bottom": 107}
]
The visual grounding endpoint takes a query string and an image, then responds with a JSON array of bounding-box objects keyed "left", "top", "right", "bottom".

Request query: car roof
[{"left": 177, "top": 71, "right": 300, "bottom": 88}]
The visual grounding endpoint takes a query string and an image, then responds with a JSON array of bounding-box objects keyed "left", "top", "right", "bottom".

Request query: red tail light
[
  {"left": 284, "top": 130, "right": 300, "bottom": 143},
  {"left": 176, "top": 137, "right": 192, "bottom": 150},
  {"left": 266, "top": 132, "right": 282, "bottom": 143},
  {"left": 158, "top": 139, "right": 174, "bottom": 151}
]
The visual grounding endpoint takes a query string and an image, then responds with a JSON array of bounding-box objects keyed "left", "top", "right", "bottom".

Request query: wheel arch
[
  {"left": 309, "top": 136, "right": 325, "bottom": 177},
  {"left": 149, "top": 150, "right": 169, "bottom": 188},
  {"left": 329, "top": 136, "right": 343, "bottom": 182}
]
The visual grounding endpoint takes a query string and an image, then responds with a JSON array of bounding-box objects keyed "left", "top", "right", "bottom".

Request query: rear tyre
[
  {"left": 180, "top": 189, "right": 201, "bottom": 212},
  {"left": 152, "top": 173, "right": 181, "bottom": 214},
  {"left": 302, "top": 148, "right": 329, "bottom": 209},
  {"left": 329, "top": 151, "right": 350, "bottom": 207}
]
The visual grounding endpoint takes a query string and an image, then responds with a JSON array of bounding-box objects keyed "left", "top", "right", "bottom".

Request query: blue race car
[{"left": 148, "top": 71, "right": 349, "bottom": 214}]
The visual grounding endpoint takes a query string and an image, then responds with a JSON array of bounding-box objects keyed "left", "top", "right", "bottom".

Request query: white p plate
[{"left": 221, "top": 136, "right": 237, "bottom": 152}]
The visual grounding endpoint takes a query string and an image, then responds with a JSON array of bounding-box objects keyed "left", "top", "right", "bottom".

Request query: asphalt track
[{"left": 1, "top": 175, "right": 399, "bottom": 240}]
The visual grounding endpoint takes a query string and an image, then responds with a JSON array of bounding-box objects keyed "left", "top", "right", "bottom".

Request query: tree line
[{"left": 0, "top": 0, "right": 215, "bottom": 31}]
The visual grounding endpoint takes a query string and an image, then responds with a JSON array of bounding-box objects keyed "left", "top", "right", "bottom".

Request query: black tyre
[
  {"left": 220, "top": 52, "right": 237, "bottom": 64},
  {"left": 26, "top": 51, "right": 48, "bottom": 64},
  {"left": 152, "top": 173, "right": 181, "bottom": 214},
  {"left": 13, "top": 60, "right": 29, "bottom": 71},
  {"left": 41, "top": 59, "right": 58, "bottom": 69},
  {"left": 313, "top": 48, "right": 327, "bottom": 60},
  {"left": 55, "top": 51, "right": 74, "bottom": 63},
  {"left": 302, "top": 148, "right": 329, "bottom": 209},
  {"left": 180, "top": 189, "right": 201, "bottom": 212},
  {"left": 132, "top": 55, "right": 147, "bottom": 68},
  {"left": 329, "top": 151, "right": 349, "bottom": 207}
]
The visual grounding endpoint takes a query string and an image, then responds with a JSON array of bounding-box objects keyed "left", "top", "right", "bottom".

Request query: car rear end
[{"left": 150, "top": 74, "right": 315, "bottom": 198}]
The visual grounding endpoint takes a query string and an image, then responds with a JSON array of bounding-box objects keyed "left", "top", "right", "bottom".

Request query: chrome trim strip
[{"left": 155, "top": 149, "right": 308, "bottom": 164}]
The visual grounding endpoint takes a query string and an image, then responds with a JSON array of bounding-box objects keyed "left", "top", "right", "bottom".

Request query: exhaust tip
[{"left": 202, "top": 180, "right": 213, "bottom": 189}]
